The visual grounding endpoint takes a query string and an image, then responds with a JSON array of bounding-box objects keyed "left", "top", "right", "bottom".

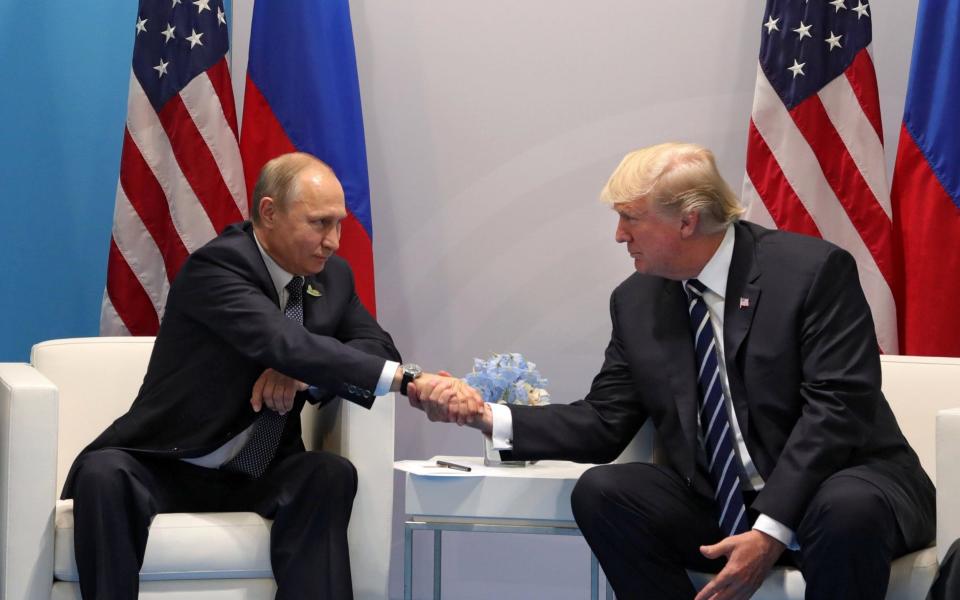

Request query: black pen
[{"left": 436, "top": 460, "right": 472, "bottom": 472}]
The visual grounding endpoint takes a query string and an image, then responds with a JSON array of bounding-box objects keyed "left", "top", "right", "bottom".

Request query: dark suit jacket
[
  {"left": 506, "top": 221, "right": 933, "bottom": 547},
  {"left": 62, "top": 221, "right": 401, "bottom": 499}
]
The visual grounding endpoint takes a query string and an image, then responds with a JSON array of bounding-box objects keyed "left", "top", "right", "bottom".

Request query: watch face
[{"left": 403, "top": 364, "right": 422, "bottom": 378}]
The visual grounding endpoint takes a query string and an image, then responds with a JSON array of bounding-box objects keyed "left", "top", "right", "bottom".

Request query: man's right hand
[{"left": 251, "top": 368, "right": 309, "bottom": 415}]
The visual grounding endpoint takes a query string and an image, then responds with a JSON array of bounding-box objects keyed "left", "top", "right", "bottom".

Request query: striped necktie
[
  {"left": 685, "top": 279, "right": 749, "bottom": 537},
  {"left": 223, "top": 276, "right": 304, "bottom": 478}
]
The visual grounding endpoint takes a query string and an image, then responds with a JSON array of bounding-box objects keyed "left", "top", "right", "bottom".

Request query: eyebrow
[
  {"left": 308, "top": 209, "right": 348, "bottom": 219},
  {"left": 617, "top": 206, "right": 647, "bottom": 217}
]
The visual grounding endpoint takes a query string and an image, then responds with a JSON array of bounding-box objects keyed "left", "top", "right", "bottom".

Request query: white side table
[{"left": 396, "top": 455, "right": 611, "bottom": 599}]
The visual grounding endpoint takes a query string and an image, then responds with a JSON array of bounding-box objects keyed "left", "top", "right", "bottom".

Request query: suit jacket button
[{"left": 685, "top": 477, "right": 692, "bottom": 488}]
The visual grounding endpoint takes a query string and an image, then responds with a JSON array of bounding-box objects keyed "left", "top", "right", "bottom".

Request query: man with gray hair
[
  {"left": 64, "top": 152, "right": 477, "bottom": 600},
  {"left": 412, "top": 142, "right": 934, "bottom": 599}
]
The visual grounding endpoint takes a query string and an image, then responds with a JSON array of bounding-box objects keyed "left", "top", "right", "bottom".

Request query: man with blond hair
[{"left": 412, "top": 143, "right": 934, "bottom": 599}]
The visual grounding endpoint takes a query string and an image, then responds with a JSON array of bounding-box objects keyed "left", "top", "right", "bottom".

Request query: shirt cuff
[
  {"left": 753, "top": 513, "right": 799, "bottom": 551},
  {"left": 488, "top": 402, "right": 514, "bottom": 450},
  {"left": 375, "top": 360, "right": 400, "bottom": 397}
]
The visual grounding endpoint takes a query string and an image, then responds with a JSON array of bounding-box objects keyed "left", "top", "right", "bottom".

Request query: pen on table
[{"left": 435, "top": 460, "right": 472, "bottom": 472}]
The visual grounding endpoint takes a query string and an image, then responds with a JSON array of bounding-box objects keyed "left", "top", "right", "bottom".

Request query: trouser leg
[
  {"left": 251, "top": 450, "right": 359, "bottom": 600},
  {"left": 570, "top": 463, "right": 726, "bottom": 600},
  {"left": 71, "top": 449, "right": 161, "bottom": 600},
  {"left": 796, "top": 473, "right": 908, "bottom": 600}
]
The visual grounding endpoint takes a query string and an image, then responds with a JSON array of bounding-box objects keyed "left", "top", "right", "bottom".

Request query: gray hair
[{"left": 251, "top": 152, "right": 333, "bottom": 224}]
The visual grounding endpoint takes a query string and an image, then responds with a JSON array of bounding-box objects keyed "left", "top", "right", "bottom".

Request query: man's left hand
[
  {"left": 694, "top": 530, "right": 785, "bottom": 600},
  {"left": 251, "top": 368, "right": 309, "bottom": 416}
]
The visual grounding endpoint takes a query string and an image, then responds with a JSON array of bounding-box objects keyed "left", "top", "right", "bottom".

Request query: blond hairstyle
[
  {"left": 251, "top": 152, "right": 333, "bottom": 224},
  {"left": 600, "top": 142, "right": 743, "bottom": 233}
]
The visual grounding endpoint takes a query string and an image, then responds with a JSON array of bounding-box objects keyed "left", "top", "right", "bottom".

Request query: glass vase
[{"left": 482, "top": 433, "right": 526, "bottom": 467}]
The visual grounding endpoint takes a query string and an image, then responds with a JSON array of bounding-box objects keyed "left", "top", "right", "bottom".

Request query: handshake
[
  {"left": 246, "top": 366, "right": 494, "bottom": 435},
  {"left": 405, "top": 372, "right": 492, "bottom": 434}
]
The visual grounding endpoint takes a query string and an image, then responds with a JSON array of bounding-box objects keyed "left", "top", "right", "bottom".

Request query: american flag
[
  {"left": 101, "top": 0, "right": 246, "bottom": 335},
  {"left": 742, "top": 0, "right": 897, "bottom": 353}
]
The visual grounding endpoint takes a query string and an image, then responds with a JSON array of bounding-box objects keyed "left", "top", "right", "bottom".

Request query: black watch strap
[{"left": 399, "top": 364, "right": 422, "bottom": 396}]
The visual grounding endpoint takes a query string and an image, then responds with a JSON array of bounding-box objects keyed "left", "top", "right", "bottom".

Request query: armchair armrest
[
  {"left": 937, "top": 408, "right": 960, "bottom": 564},
  {"left": 303, "top": 393, "right": 395, "bottom": 600},
  {"left": 0, "top": 363, "right": 58, "bottom": 600}
]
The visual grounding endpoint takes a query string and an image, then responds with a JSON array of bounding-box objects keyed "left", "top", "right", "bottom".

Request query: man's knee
[
  {"left": 799, "top": 476, "right": 895, "bottom": 545},
  {"left": 72, "top": 449, "right": 142, "bottom": 498},
  {"left": 571, "top": 465, "right": 627, "bottom": 545},
  {"left": 572, "top": 465, "right": 617, "bottom": 516},
  {"left": 297, "top": 451, "right": 358, "bottom": 498},
  {"left": 571, "top": 463, "right": 664, "bottom": 528},
  {"left": 573, "top": 463, "right": 665, "bottom": 508}
]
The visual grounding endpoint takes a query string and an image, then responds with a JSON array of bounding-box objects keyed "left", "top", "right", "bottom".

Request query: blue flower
[{"left": 464, "top": 353, "right": 550, "bottom": 406}]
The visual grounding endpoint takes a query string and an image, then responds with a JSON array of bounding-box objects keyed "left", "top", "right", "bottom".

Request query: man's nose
[
  {"left": 322, "top": 229, "right": 340, "bottom": 252},
  {"left": 615, "top": 222, "right": 629, "bottom": 243}
]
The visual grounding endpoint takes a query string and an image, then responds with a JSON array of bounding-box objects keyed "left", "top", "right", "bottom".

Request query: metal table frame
[{"left": 403, "top": 518, "right": 612, "bottom": 600}]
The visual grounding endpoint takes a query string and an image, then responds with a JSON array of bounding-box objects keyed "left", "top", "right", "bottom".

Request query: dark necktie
[
  {"left": 685, "top": 279, "right": 749, "bottom": 537},
  {"left": 223, "top": 276, "right": 304, "bottom": 478}
]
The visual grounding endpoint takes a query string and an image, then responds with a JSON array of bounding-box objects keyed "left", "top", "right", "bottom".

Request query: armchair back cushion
[
  {"left": 878, "top": 355, "right": 960, "bottom": 482},
  {"left": 31, "top": 337, "right": 156, "bottom": 494}
]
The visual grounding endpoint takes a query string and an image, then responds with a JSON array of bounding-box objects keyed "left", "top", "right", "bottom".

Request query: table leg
[
  {"left": 433, "top": 529, "right": 442, "bottom": 599},
  {"left": 404, "top": 525, "right": 413, "bottom": 600},
  {"left": 590, "top": 552, "right": 599, "bottom": 600}
]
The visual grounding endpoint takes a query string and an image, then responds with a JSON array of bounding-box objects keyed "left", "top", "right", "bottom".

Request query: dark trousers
[
  {"left": 571, "top": 462, "right": 930, "bottom": 600},
  {"left": 70, "top": 448, "right": 358, "bottom": 600}
]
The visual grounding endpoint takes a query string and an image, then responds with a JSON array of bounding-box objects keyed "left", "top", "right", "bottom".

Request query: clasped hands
[
  {"left": 248, "top": 368, "right": 488, "bottom": 428},
  {"left": 406, "top": 371, "right": 488, "bottom": 427}
]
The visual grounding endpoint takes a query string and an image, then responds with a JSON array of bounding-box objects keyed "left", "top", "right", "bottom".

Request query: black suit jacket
[
  {"left": 62, "top": 221, "right": 400, "bottom": 498},
  {"left": 507, "top": 221, "right": 932, "bottom": 546}
]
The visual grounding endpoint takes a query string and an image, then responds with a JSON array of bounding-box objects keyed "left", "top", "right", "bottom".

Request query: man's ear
[
  {"left": 679, "top": 209, "right": 700, "bottom": 239},
  {"left": 259, "top": 196, "right": 277, "bottom": 227}
]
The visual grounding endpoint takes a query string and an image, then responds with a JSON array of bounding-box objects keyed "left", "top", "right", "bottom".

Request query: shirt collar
[
  {"left": 252, "top": 229, "right": 298, "bottom": 300},
  {"left": 688, "top": 224, "right": 735, "bottom": 299}
]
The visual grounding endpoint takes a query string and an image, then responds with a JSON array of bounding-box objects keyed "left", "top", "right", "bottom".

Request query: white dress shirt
[
  {"left": 183, "top": 231, "right": 398, "bottom": 468},
  {"left": 489, "top": 225, "right": 798, "bottom": 549}
]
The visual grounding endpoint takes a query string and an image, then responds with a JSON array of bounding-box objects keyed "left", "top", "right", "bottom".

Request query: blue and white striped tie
[{"left": 686, "top": 279, "right": 748, "bottom": 537}]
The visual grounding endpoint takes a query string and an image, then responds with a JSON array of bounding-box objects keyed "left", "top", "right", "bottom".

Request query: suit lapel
[
  {"left": 302, "top": 276, "right": 326, "bottom": 321},
  {"left": 723, "top": 223, "right": 761, "bottom": 441},
  {"left": 653, "top": 280, "right": 701, "bottom": 471},
  {"left": 242, "top": 224, "right": 281, "bottom": 308}
]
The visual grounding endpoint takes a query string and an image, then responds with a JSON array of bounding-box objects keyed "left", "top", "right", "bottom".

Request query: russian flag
[
  {"left": 891, "top": 0, "right": 960, "bottom": 357},
  {"left": 239, "top": 0, "right": 377, "bottom": 315}
]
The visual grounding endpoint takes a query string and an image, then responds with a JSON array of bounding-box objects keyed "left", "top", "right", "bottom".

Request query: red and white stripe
[
  {"left": 101, "top": 58, "right": 246, "bottom": 335},
  {"left": 743, "top": 47, "right": 898, "bottom": 354}
]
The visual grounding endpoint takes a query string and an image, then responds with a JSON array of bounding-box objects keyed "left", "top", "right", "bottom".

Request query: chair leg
[
  {"left": 433, "top": 530, "right": 442, "bottom": 599},
  {"left": 404, "top": 526, "right": 413, "bottom": 600}
]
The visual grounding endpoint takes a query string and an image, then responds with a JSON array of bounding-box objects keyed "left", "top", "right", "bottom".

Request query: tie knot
[
  {"left": 686, "top": 279, "right": 707, "bottom": 297},
  {"left": 286, "top": 276, "right": 303, "bottom": 294}
]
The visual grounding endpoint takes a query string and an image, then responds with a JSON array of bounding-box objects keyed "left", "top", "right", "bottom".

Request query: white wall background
[{"left": 233, "top": 2, "right": 920, "bottom": 597}]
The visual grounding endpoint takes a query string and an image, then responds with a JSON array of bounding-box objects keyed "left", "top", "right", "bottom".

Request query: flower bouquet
[{"left": 464, "top": 353, "right": 550, "bottom": 466}]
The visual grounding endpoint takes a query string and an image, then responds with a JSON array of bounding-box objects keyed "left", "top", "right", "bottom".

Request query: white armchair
[
  {"left": 681, "top": 355, "right": 960, "bottom": 599},
  {"left": 0, "top": 337, "right": 396, "bottom": 600}
]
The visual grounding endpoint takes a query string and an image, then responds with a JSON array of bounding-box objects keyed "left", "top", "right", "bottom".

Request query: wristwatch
[{"left": 399, "top": 363, "right": 423, "bottom": 396}]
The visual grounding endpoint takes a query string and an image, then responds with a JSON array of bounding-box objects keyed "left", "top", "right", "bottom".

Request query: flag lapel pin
[
  {"left": 306, "top": 284, "right": 322, "bottom": 297},
  {"left": 739, "top": 297, "right": 750, "bottom": 309}
]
